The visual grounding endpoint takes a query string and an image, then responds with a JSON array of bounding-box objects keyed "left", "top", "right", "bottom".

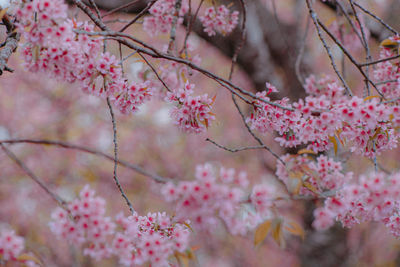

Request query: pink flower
[
  {"left": 166, "top": 82, "right": 216, "bottom": 133},
  {"left": 200, "top": 5, "right": 239, "bottom": 36}
]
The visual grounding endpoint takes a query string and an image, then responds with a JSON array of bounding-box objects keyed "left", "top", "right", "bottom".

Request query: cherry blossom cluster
[
  {"left": 0, "top": 228, "right": 24, "bottom": 262},
  {"left": 143, "top": 0, "right": 189, "bottom": 37},
  {"left": 276, "top": 154, "right": 352, "bottom": 196},
  {"left": 161, "top": 163, "right": 281, "bottom": 235},
  {"left": 373, "top": 42, "right": 400, "bottom": 99},
  {"left": 313, "top": 172, "right": 400, "bottom": 238},
  {"left": 250, "top": 183, "right": 284, "bottom": 218},
  {"left": 165, "top": 82, "right": 216, "bottom": 133},
  {"left": 247, "top": 77, "right": 400, "bottom": 157},
  {"left": 15, "top": 0, "right": 153, "bottom": 114},
  {"left": 0, "top": 227, "right": 38, "bottom": 266},
  {"left": 112, "top": 212, "right": 190, "bottom": 266},
  {"left": 49, "top": 185, "right": 115, "bottom": 259},
  {"left": 199, "top": 5, "right": 239, "bottom": 36},
  {"left": 49, "top": 185, "right": 191, "bottom": 266}
]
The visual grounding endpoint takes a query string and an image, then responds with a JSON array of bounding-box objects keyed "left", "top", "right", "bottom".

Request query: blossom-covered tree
[{"left": 0, "top": 0, "right": 400, "bottom": 266}]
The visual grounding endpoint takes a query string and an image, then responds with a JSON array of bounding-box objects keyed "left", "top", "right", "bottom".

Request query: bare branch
[
  {"left": 167, "top": 0, "right": 182, "bottom": 54},
  {"left": 0, "top": 139, "right": 169, "bottom": 183},
  {"left": 0, "top": 8, "right": 20, "bottom": 76},
  {"left": 119, "top": 0, "right": 158, "bottom": 32},
  {"left": 306, "top": 0, "right": 353, "bottom": 96},
  {"left": 205, "top": 138, "right": 268, "bottom": 153},
  {"left": 228, "top": 0, "right": 246, "bottom": 80},
  {"left": 353, "top": 1, "right": 399, "bottom": 36},
  {"left": 106, "top": 97, "right": 135, "bottom": 214},
  {"left": 0, "top": 144, "right": 68, "bottom": 210},
  {"left": 101, "top": 0, "right": 142, "bottom": 18}
]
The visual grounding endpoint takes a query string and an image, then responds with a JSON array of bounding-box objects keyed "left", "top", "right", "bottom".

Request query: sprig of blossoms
[
  {"left": 165, "top": 82, "right": 216, "bottom": 133},
  {"left": 49, "top": 185, "right": 115, "bottom": 259},
  {"left": 49, "top": 185, "right": 191, "bottom": 267},
  {"left": 161, "top": 163, "right": 272, "bottom": 235},
  {"left": 247, "top": 76, "right": 400, "bottom": 157},
  {"left": 143, "top": 0, "right": 189, "bottom": 37},
  {"left": 276, "top": 154, "right": 352, "bottom": 196},
  {"left": 15, "top": 0, "right": 153, "bottom": 114},
  {"left": 0, "top": 229, "right": 24, "bottom": 262},
  {"left": 199, "top": 5, "right": 239, "bottom": 36},
  {"left": 373, "top": 37, "right": 400, "bottom": 99},
  {"left": 313, "top": 172, "right": 400, "bottom": 238},
  {"left": 0, "top": 227, "right": 39, "bottom": 266},
  {"left": 112, "top": 212, "right": 190, "bottom": 266}
]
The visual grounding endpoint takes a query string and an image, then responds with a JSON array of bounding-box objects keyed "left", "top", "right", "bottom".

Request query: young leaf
[
  {"left": 297, "top": 148, "right": 317, "bottom": 155},
  {"left": 303, "top": 181, "right": 319, "bottom": 195},
  {"left": 16, "top": 253, "right": 42, "bottom": 266},
  {"left": 363, "top": 95, "right": 380, "bottom": 102},
  {"left": 271, "top": 220, "right": 285, "bottom": 248},
  {"left": 284, "top": 221, "right": 305, "bottom": 240},
  {"left": 254, "top": 219, "right": 272, "bottom": 246},
  {"left": 380, "top": 39, "right": 399, "bottom": 49},
  {"left": 329, "top": 136, "right": 338, "bottom": 156},
  {"left": 0, "top": 8, "right": 8, "bottom": 21}
]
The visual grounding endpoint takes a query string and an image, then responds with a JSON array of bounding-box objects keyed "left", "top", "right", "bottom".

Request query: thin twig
[
  {"left": 0, "top": 144, "right": 68, "bottom": 210},
  {"left": 0, "top": 139, "right": 169, "bottom": 183},
  {"left": 119, "top": 0, "right": 158, "bottom": 32},
  {"left": 230, "top": 94, "right": 284, "bottom": 165},
  {"left": 376, "top": 79, "right": 398, "bottom": 86},
  {"left": 102, "top": 0, "right": 142, "bottom": 18},
  {"left": 372, "top": 141, "right": 378, "bottom": 172},
  {"left": 349, "top": 0, "right": 372, "bottom": 95},
  {"left": 88, "top": 0, "right": 101, "bottom": 18},
  {"left": 359, "top": 54, "right": 400, "bottom": 67},
  {"left": 121, "top": 51, "right": 138, "bottom": 62},
  {"left": 98, "top": 9, "right": 135, "bottom": 214},
  {"left": 106, "top": 97, "right": 135, "bottom": 214},
  {"left": 336, "top": 1, "right": 365, "bottom": 48},
  {"left": 168, "top": 0, "right": 182, "bottom": 54},
  {"left": 310, "top": 5, "right": 383, "bottom": 97},
  {"left": 306, "top": 0, "right": 353, "bottom": 96},
  {"left": 228, "top": 0, "right": 246, "bottom": 80},
  {"left": 353, "top": 1, "right": 399, "bottom": 35},
  {"left": 138, "top": 52, "right": 172, "bottom": 92},
  {"left": 206, "top": 138, "right": 268, "bottom": 152},
  {"left": 104, "top": 19, "right": 133, "bottom": 24},
  {"left": 71, "top": 0, "right": 294, "bottom": 110},
  {"left": 180, "top": 0, "right": 204, "bottom": 56}
]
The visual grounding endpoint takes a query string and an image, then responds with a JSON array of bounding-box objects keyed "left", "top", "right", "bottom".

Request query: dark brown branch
[
  {"left": 101, "top": 0, "right": 143, "bottom": 18},
  {"left": 167, "top": 0, "right": 182, "bottom": 54},
  {"left": 90, "top": 0, "right": 307, "bottom": 97},
  {"left": 106, "top": 97, "right": 135, "bottom": 214},
  {"left": 119, "top": 0, "right": 157, "bottom": 32},
  {"left": 138, "top": 52, "right": 172, "bottom": 92},
  {"left": 306, "top": 0, "right": 353, "bottom": 96},
  {"left": 359, "top": 54, "right": 400, "bottom": 67},
  {"left": 228, "top": 0, "right": 246, "bottom": 80},
  {"left": 70, "top": 3, "right": 294, "bottom": 110},
  {"left": 205, "top": 138, "right": 269, "bottom": 153},
  {"left": 0, "top": 139, "right": 169, "bottom": 183},
  {"left": 0, "top": 8, "right": 20, "bottom": 75},
  {"left": 353, "top": 1, "right": 399, "bottom": 36}
]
